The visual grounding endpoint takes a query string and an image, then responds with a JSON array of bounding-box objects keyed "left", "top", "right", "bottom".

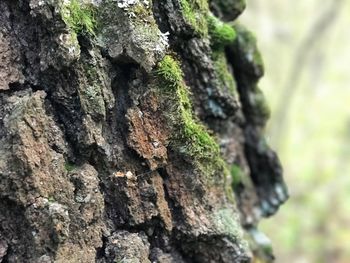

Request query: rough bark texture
[{"left": 0, "top": 0, "right": 288, "bottom": 262}]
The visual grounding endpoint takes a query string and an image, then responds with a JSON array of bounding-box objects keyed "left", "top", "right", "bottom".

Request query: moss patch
[
  {"left": 156, "top": 55, "right": 184, "bottom": 88},
  {"left": 206, "top": 14, "right": 238, "bottom": 95},
  {"left": 213, "top": 0, "right": 246, "bottom": 20},
  {"left": 249, "top": 88, "right": 271, "bottom": 122},
  {"left": 212, "top": 51, "right": 237, "bottom": 94},
  {"left": 233, "top": 24, "right": 264, "bottom": 77},
  {"left": 177, "top": 85, "right": 220, "bottom": 159},
  {"left": 61, "top": 0, "right": 97, "bottom": 36},
  {"left": 155, "top": 55, "right": 229, "bottom": 178},
  {"left": 156, "top": 56, "right": 219, "bottom": 158},
  {"left": 208, "top": 14, "right": 236, "bottom": 49},
  {"left": 180, "top": 0, "right": 209, "bottom": 36},
  {"left": 230, "top": 164, "right": 243, "bottom": 188}
]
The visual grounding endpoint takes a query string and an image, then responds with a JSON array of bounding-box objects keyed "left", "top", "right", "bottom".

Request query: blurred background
[{"left": 241, "top": 0, "right": 350, "bottom": 262}]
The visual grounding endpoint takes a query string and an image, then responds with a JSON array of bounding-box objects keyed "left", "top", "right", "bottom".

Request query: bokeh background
[{"left": 241, "top": 0, "right": 350, "bottom": 262}]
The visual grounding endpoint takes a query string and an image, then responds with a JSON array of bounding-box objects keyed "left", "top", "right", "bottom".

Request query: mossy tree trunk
[{"left": 0, "top": 0, "right": 288, "bottom": 262}]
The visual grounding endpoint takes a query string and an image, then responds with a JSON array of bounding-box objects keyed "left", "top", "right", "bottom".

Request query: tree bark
[{"left": 0, "top": 0, "right": 288, "bottom": 262}]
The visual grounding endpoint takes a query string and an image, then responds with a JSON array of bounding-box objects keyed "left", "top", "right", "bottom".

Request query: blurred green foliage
[{"left": 242, "top": 0, "right": 350, "bottom": 262}]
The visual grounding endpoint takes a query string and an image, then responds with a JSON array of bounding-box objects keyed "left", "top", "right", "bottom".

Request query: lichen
[
  {"left": 215, "top": 209, "right": 242, "bottom": 236},
  {"left": 214, "top": 208, "right": 249, "bottom": 253},
  {"left": 207, "top": 13, "right": 236, "bottom": 49},
  {"left": 61, "top": 0, "right": 97, "bottom": 36},
  {"left": 180, "top": 0, "right": 209, "bottom": 36},
  {"left": 79, "top": 64, "right": 106, "bottom": 119},
  {"left": 118, "top": 0, "right": 156, "bottom": 26},
  {"left": 97, "top": 0, "right": 168, "bottom": 71}
]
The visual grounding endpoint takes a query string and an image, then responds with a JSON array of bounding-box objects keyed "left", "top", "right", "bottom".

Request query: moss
[
  {"left": 180, "top": 0, "right": 209, "bottom": 36},
  {"left": 207, "top": 14, "right": 237, "bottom": 95},
  {"left": 131, "top": 3, "right": 152, "bottom": 21},
  {"left": 156, "top": 55, "right": 184, "bottom": 89},
  {"left": 233, "top": 24, "right": 264, "bottom": 77},
  {"left": 61, "top": 0, "right": 97, "bottom": 36},
  {"left": 212, "top": 51, "right": 237, "bottom": 94},
  {"left": 156, "top": 56, "right": 219, "bottom": 158},
  {"left": 214, "top": 0, "right": 246, "bottom": 20},
  {"left": 207, "top": 14, "right": 236, "bottom": 49},
  {"left": 126, "top": 2, "right": 158, "bottom": 28},
  {"left": 238, "top": 28, "right": 265, "bottom": 69},
  {"left": 176, "top": 85, "right": 220, "bottom": 158},
  {"left": 250, "top": 88, "right": 271, "bottom": 121},
  {"left": 131, "top": 3, "right": 150, "bottom": 17},
  {"left": 155, "top": 55, "right": 228, "bottom": 178},
  {"left": 230, "top": 164, "right": 243, "bottom": 188}
]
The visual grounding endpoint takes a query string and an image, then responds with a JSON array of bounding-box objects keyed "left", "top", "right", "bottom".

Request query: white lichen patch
[
  {"left": 57, "top": 32, "right": 81, "bottom": 60},
  {"left": 98, "top": 0, "right": 169, "bottom": 71},
  {"left": 214, "top": 208, "right": 250, "bottom": 255},
  {"left": 116, "top": 0, "right": 150, "bottom": 10},
  {"left": 153, "top": 31, "right": 170, "bottom": 52}
]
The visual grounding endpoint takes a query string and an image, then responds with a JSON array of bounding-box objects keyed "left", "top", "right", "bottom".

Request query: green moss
[
  {"left": 233, "top": 24, "right": 264, "bottom": 76},
  {"left": 156, "top": 55, "right": 184, "bottom": 89},
  {"left": 155, "top": 55, "right": 228, "bottom": 178},
  {"left": 180, "top": 0, "right": 209, "bottom": 36},
  {"left": 230, "top": 164, "right": 243, "bottom": 188},
  {"left": 207, "top": 14, "right": 237, "bottom": 95},
  {"left": 214, "top": 0, "right": 246, "bottom": 20},
  {"left": 131, "top": 4, "right": 152, "bottom": 20},
  {"left": 207, "top": 14, "right": 236, "bottom": 49},
  {"left": 156, "top": 56, "right": 219, "bottom": 158},
  {"left": 180, "top": 95, "right": 220, "bottom": 158},
  {"left": 251, "top": 88, "right": 271, "bottom": 121},
  {"left": 212, "top": 51, "right": 237, "bottom": 94},
  {"left": 61, "top": 0, "right": 97, "bottom": 36},
  {"left": 127, "top": 2, "right": 158, "bottom": 28}
]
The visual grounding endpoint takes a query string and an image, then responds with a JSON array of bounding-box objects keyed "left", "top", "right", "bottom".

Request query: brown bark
[{"left": 0, "top": 0, "right": 287, "bottom": 262}]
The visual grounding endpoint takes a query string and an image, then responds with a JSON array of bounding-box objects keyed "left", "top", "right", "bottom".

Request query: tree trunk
[{"left": 0, "top": 0, "right": 288, "bottom": 262}]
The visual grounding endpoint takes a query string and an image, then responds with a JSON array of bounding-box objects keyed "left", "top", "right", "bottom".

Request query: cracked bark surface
[{"left": 0, "top": 0, "right": 288, "bottom": 262}]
